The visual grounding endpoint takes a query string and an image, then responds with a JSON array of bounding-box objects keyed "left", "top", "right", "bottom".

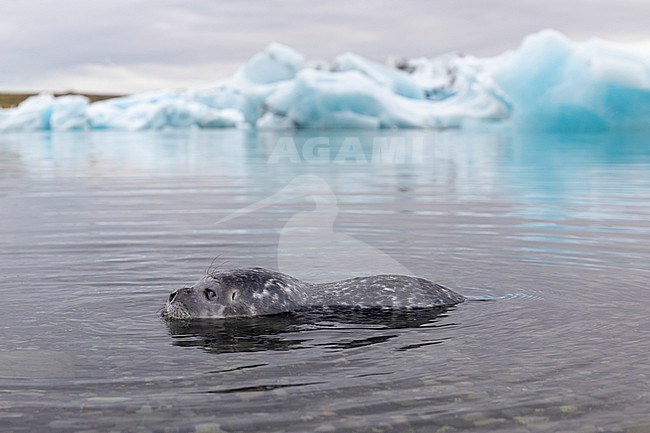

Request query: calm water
[{"left": 0, "top": 129, "right": 648, "bottom": 433}]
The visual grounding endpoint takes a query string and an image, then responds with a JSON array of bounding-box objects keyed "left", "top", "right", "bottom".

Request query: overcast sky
[{"left": 2, "top": 0, "right": 649, "bottom": 94}]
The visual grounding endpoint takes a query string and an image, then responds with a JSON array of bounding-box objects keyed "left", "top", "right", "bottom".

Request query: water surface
[{"left": 0, "top": 129, "right": 648, "bottom": 432}]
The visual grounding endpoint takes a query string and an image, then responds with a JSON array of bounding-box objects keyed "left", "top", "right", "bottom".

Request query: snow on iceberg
[{"left": 1, "top": 30, "right": 648, "bottom": 132}]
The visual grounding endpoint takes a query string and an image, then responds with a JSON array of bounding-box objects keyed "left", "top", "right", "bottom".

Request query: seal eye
[{"left": 204, "top": 289, "right": 217, "bottom": 300}]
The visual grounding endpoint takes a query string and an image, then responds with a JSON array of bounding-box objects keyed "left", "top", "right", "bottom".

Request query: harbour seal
[{"left": 161, "top": 267, "right": 465, "bottom": 320}]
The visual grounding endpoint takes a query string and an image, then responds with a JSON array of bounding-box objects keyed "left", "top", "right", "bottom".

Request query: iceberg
[
  {"left": 489, "top": 30, "right": 650, "bottom": 131},
  {"left": 86, "top": 91, "right": 243, "bottom": 130},
  {"left": 0, "top": 93, "right": 90, "bottom": 131},
  {"left": 1, "top": 30, "right": 648, "bottom": 132}
]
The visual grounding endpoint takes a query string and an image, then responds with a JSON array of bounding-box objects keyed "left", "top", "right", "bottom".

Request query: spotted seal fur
[{"left": 161, "top": 267, "right": 465, "bottom": 320}]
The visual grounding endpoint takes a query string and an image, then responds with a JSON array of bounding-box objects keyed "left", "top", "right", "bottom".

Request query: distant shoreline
[{"left": 0, "top": 92, "right": 125, "bottom": 109}]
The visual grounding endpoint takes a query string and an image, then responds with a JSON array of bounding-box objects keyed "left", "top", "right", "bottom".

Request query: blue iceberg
[
  {"left": 1, "top": 30, "right": 648, "bottom": 132},
  {"left": 490, "top": 30, "right": 650, "bottom": 131}
]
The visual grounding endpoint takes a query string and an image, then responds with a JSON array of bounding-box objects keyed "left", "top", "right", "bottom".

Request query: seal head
[{"left": 161, "top": 267, "right": 309, "bottom": 320}]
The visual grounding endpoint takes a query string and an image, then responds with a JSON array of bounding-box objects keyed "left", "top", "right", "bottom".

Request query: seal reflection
[{"left": 163, "top": 306, "right": 453, "bottom": 354}]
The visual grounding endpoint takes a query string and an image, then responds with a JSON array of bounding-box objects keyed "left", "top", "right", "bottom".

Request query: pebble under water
[{"left": 0, "top": 129, "right": 648, "bottom": 433}]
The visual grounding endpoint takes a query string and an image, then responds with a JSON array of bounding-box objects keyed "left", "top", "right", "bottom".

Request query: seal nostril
[{"left": 169, "top": 291, "right": 177, "bottom": 303}]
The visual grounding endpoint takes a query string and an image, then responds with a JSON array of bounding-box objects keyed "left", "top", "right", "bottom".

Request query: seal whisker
[{"left": 205, "top": 255, "right": 227, "bottom": 278}]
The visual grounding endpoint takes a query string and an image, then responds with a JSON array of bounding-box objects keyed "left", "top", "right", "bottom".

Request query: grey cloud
[{"left": 1, "top": 0, "right": 648, "bottom": 92}]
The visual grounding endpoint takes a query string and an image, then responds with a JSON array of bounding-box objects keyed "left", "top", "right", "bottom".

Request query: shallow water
[{"left": 0, "top": 129, "right": 648, "bottom": 433}]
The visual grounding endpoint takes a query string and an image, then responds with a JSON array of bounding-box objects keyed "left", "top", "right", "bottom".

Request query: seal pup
[{"left": 161, "top": 267, "right": 464, "bottom": 320}]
